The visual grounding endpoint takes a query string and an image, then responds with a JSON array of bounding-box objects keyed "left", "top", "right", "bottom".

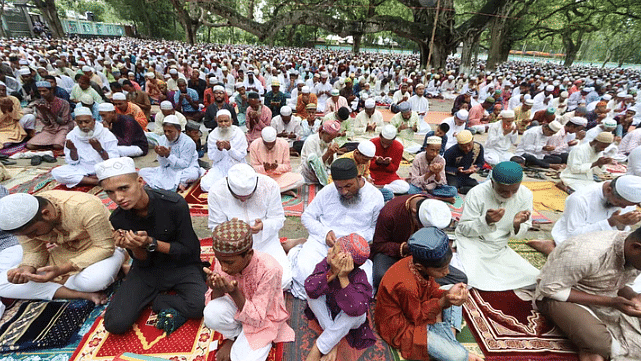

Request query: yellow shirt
[{"left": 327, "top": 150, "right": 371, "bottom": 183}]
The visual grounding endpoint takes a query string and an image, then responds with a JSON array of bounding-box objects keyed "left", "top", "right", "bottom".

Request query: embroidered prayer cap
[
  {"left": 492, "top": 161, "right": 523, "bottom": 184},
  {"left": 456, "top": 130, "right": 473, "bottom": 144},
  {"left": 74, "top": 107, "right": 93, "bottom": 118},
  {"left": 569, "top": 116, "right": 587, "bottom": 126},
  {"left": 595, "top": 131, "right": 614, "bottom": 144},
  {"left": 381, "top": 124, "right": 397, "bottom": 140},
  {"left": 80, "top": 94, "right": 94, "bottom": 105},
  {"left": 336, "top": 233, "right": 370, "bottom": 266},
  {"left": 306, "top": 103, "right": 317, "bottom": 110},
  {"left": 330, "top": 158, "right": 359, "bottom": 180},
  {"left": 95, "top": 157, "right": 137, "bottom": 181},
  {"left": 614, "top": 175, "right": 641, "bottom": 203},
  {"left": 455, "top": 109, "right": 469, "bottom": 121},
  {"left": 418, "top": 199, "right": 451, "bottom": 228},
  {"left": 548, "top": 120, "right": 562, "bottom": 133},
  {"left": 602, "top": 118, "right": 617, "bottom": 129},
  {"left": 280, "top": 106, "right": 292, "bottom": 116},
  {"left": 357, "top": 140, "right": 376, "bottom": 158},
  {"left": 160, "top": 101, "right": 174, "bottom": 110},
  {"left": 322, "top": 119, "right": 341, "bottom": 135},
  {"left": 227, "top": 164, "right": 258, "bottom": 196},
  {"left": 398, "top": 102, "right": 411, "bottom": 113},
  {"left": 112, "top": 92, "right": 126, "bottom": 101},
  {"left": 484, "top": 97, "right": 495, "bottom": 104},
  {"left": 301, "top": 86, "right": 311, "bottom": 94},
  {"left": 0, "top": 193, "right": 39, "bottom": 231},
  {"left": 331, "top": 89, "right": 340, "bottom": 96},
  {"left": 271, "top": 79, "right": 280, "bottom": 87},
  {"left": 35, "top": 81, "right": 51, "bottom": 88},
  {"left": 500, "top": 110, "right": 515, "bottom": 118},
  {"left": 408, "top": 227, "right": 450, "bottom": 262},
  {"left": 212, "top": 219, "right": 253, "bottom": 255},
  {"left": 261, "top": 126, "right": 277, "bottom": 142},
  {"left": 425, "top": 136, "right": 442, "bottom": 145},
  {"left": 364, "top": 99, "right": 376, "bottom": 108},
  {"left": 337, "top": 107, "right": 350, "bottom": 121},
  {"left": 185, "top": 120, "right": 201, "bottom": 132},
  {"left": 216, "top": 109, "right": 232, "bottom": 119}
]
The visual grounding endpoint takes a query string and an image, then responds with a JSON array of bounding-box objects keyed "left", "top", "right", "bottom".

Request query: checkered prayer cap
[
  {"left": 212, "top": 219, "right": 253, "bottom": 255},
  {"left": 337, "top": 233, "right": 370, "bottom": 266}
]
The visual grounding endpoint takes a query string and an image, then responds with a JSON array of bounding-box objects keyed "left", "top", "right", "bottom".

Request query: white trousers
[
  {"left": 469, "top": 124, "right": 487, "bottom": 134},
  {"left": 0, "top": 247, "right": 126, "bottom": 301},
  {"left": 484, "top": 149, "right": 514, "bottom": 166},
  {"left": 306, "top": 294, "right": 367, "bottom": 354},
  {"left": 383, "top": 179, "right": 410, "bottom": 194},
  {"left": 51, "top": 164, "right": 93, "bottom": 188},
  {"left": 117, "top": 145, "right": 144, "bottom": 157},
  {"left": 204, "top": 296, "right": 272, "bottom": 361},
  {"left": 19, "top": 114, "right": 36, "bottom": 130}
]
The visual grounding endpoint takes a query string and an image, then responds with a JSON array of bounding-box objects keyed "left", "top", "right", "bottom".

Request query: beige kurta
[
  {"left": 0, "top": 96, "right": 27, "bottom": 146},
  {"left": 249, "top": 137, "right": 303, "bottom": 192}
]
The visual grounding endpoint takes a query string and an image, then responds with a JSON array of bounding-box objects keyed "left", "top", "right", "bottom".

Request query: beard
[
  {"left": 493, "top": 191, "right": 512, "bottom": 203},
  {"left": 339, "top": 189, "right": 362, "bottom": 206},
  {"left": 77, "top": 129, "right": 94, "bottom": 140},
  {"left": 217, "top": 126, "right": 232, "bottom": 140}
]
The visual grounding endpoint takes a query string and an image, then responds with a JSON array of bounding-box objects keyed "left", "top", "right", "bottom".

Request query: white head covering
[
  {"left": 74, "top": 107, "right": 93, "bottom": 117},
  {"left": 79, "top": 94, "right": 94, "bottom": 105},
  {"left": 213, "top": 85, "right": 225, "bottom": 92},
  {"left": 280, "top": 106, "right": 292, "bottom": 116},
  {"left": 216, "top": 109, "right": 232, "bottom": 119},
  {"left": 602, "top": 118, "right": 617, "bottom": 128},
  {"left": 602, "top": 94, "right": 612, "bottom": 101},
  {"left": 163, "top": 114, "right": 181, "bottom": 125},
  {"left": 227, "top": 164, "right": 258, "bottom": 196},
  {"left": 455, "top": 109, "right": 469, "bottom": 121},
  {"left": 98, "top": 102, "right": 115, "bottom": 112},
  {"left": 615, "top": 175, "right": 641, "bottom": 203},
  {"left": 357, "top": 140, "right": 376, "bottom": 157},
  {"left": 364, "top": 99, "right": 376, "bottom": 108},
  {"left": 545, "top": 85, "right": 554, "bottom": 91},
  {"left": 94, "top": 157, "right": 137, "bottom": 181},
  {"left": 301, "top": 86, "right": 310, "bottom": 94},
  {"left": 548, "top": 120, "right": 562, "bottom": 133},
  {"left": 112, "top": 92, "right": 126, "bottom": 101},
  {"left": 418, "top": 199, "right": 452, "bottom": 228},
  {"left": 0, "top": 193, "right": 40, "bottom": 231},
  {"left": 82, "top": 65, "right": 92, "bottom": 72},
  {"left": 261, "top": 126, "right": 277, "bottom": 142},
  {"left": 500, "top": 110, "right": 515, "bottom": 118},
  {"left": 160, "top": 101, "right": 173, "bottom": 110},
  {"left": 569, "top": 116, "right": 587, "bottom": 126},
  {"left": 595, "top": 132, "right": 614, "bottom": 144},
  {"left": 381, "top": 124, "right": 398, "bottom": 140},
  {"left": 169, "top": 68, "right": 178, "bottom": 75},
  {"left": 425, "top": 136, "right": 442, "bottom": 145},
  {"left": 18, "top": 68, "right": 30, "bottom": 76}
]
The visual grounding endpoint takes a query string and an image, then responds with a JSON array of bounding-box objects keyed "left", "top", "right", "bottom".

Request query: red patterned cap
[
  {"left": 337, "top": 233, "right": 370, "bottom": 266},
  {"left": 212, "top": 219, "right": 252, "bottom": 255}
]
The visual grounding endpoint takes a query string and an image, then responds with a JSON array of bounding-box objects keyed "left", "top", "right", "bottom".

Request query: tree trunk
[
  {"left": 601, "top": 50, "right": 612, "bottom": 68},
  {"left": 184, "top": 22, "right": 197, "bottom": 44},
  {"left": 33, "top": 0, "right": 64, "bottom": 38},
  {"left": 459, "top": 34, "right": 478, "bottom": 75},
  {"left": 485, "top": 2, "right": 515, "bottom": 71},
  {"left": 207, "top": 26, "right": 212, "bottom": 43},
  {"left": 352, "top": 33, "right": 362, "bottom": 53},
  {"left": 413, "top": 0, "right": 455, "bottom": 69},
  {"left": 562, "top": 29, "right": 584, "bottom": 67},
  {"left": 0, "top": 0, "right": 6, "bottom": 38}
]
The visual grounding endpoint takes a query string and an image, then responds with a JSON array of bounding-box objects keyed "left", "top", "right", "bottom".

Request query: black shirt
[
  {"left": 188, "top": 78, "right": 207, "bottom": 102},
  {"left": 203, "top": 102, "right": 238, "bottom": 129},
  {"left": 110, "top": 188, "right": 201, "bottom": 269},
  {"left": 111, "top": 114, "right": 149, "bottom": 156}
]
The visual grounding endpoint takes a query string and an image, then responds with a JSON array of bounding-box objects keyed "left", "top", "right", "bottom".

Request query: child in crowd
[
  {"left": 421, "top": 122, "right": 450, "bottom": 155},
  {"left": 407, "top": 136, "right": 458, "bottom": 199}
]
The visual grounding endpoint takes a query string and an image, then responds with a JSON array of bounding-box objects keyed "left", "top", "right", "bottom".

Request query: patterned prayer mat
[
  {"left": 281, "top": 184, "right": 318, "bottom": 217},
  {"left": 522, "top": 181, "right": 567, "bottom": 213},
  {"left": 283, "top": 293, "right": 393, "bottom": 361},
  {"left": 0, "top": 299, "right": 95, "bottom": 353},
  {"left": 0, "top": 142, "right": 26, "bottom": 157},
  {"left": 180, "top": 179, "right": 208, "bottom": 216},
  {"left": 445, "top": 190, "right": 552, "bottom": 224},
  {"left": 463, "top": 289, "right": 578, "bottom": 361}
]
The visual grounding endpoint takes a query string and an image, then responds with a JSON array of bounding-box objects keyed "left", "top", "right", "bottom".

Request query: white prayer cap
[
  {"left": 163, "top": 114, "right": 181, "bottom": 125},
  {"left": 602, "top": 94, "right": 612, "bottom": 101},
  {"left": 95, "top": 157, "right": 137, "bottom": 181},
  {"left": 216, "top": 109, "right": 231, "bottom": 119},
  {"left": 364, "top": 99, "right": 376, "bottom": 108},
  {"left": 569, "top": 116, "right": 587, "bottom": 126},
  {"left": 614, "top": 175, "right": 641, "bottom": 203},
  {"left": 548, "top": 120, "right": 562, "bottom": 133},
  {"left": 425, "top": 136, "right": 442, "bottom": 145},
  {"left": 112, "top": 92, "right": 126, "bottom": 101},
  {"left": 617, "top": 92, "right": 627, "bottom": 98},
  {"left": 0, "top": 193, "right": 39, "bottom": 231},
  {"left": 280, "top": 106, "right": 292, "bottom": 116},
  {"left": 221, "top": 66, "right": 228, "bottom": 71},
  {"left": 227, "top": 164, "right": 258, "bottom": 196},
  {"left": 98, "top": 102, "right": 115, "bottom": 112},
  {"left": 74, "top": 106, "right": 93, "bottom": 117},
  {"left": 235, "top": 82, "right": 244, "bottom": 89},
  {"left": 213, "top": 85, "right": 225, "bottom": 92},
  {"left": 381, "top": 124, "right": 397, "bottom": 140},
  {"left": 545, "top": 85, "right": 554, "bottom": 92},
  {"left": 331, "top": 89, "right": 340, "bottom": 96},
  {"left": 82, "top": 65, "right": 92, "bottom": 72},
  {"left": 560, "top": 91, "right": 569, "bottom": 98},
  {"left": 418, "top": 199, "right": 452, "bottom": 229},
  {"left": 160, "top": 101, "right": 174, "bottom": 110},
  {"left": 455, "top": 109, "right": 469, "bottom": 121},
  {"left": 524, "top": 99, "right": 534, "bottom": 106},
  {"left": 146, "top": 72, "right": 155, "bottom": 78},
  {"left": 357, "top": 140, "right": 376, "bottom": 158},
  {"left": 169, "top": 68, "right": 178, "bottom": 74},
  {"left": 261, "top": 126, "right": 277, "bottom": 142},
  {"left": 208, "top": 77, "right": 217, "bottom": 84},
  {"left": 500, "top": 110, "right": 515, "bottom": 118},
  {"left": 80, "top": 94, "right": 94, "bottom": 105},
  {"left": 595, "top": 131, "right": 614, "bottom": 144},
  {"left": 18, "top": 59, "right": 29, "bottom": 65},
  {"left": 603, "top": 118, "right": 617, "bottom": 128},
  {"left": 301, "top": 86, "right": 310, "bottom": 94},
  {"left": 18, "top": 68, "right": 30, "bottom": 76}
]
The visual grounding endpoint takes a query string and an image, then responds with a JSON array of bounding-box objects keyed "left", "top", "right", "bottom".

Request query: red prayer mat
[
  {"left": 281, "top": 184, "right": 318, "bottom": 217},
  {"left": 180, "top": 179, "right": 209, "bottom": 216},
  {"left": 463, "top": 289, "right": 578, "bottom": 361}
]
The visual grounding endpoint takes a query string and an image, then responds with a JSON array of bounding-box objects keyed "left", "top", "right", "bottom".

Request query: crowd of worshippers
[{"left": 0, "top": 38, "right": 641, "bottom": 361}]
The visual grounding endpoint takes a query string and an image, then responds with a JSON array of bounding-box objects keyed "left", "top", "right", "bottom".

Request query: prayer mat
[
  {"left": 522, "top": 181, "right": 567, "bottom": 213},
  {"left": 180, "top": 179, "right": 208, "bottom": 216},
  {"left": 0, "top": 299, "right": 95, "bottom": 352},
  {"left": 605, "top": 163, "right": 627, "bottom": 174},
  {"left": 52, "top": 182, "right": 118, "bottom": 211},
  {"left": 0, "top": 142, "right": 26, "bottom": 157},
  {"left": 281, "top": 184, "right": 318, "bottom": 217},
  {"left": 7, "top": 170, "right": 56, "bottom": 194},
  {"left": 387, "top": 324, "right": 483, "bottom": 361},
  {"left": 283, "top": 293, "right": 394, "bottom": 361},
  {"left": 424, "top": 111, "right": 451, "bottom": 125},
  {"left": 463, "top": 289, "right": 579, "bottom": 361}
]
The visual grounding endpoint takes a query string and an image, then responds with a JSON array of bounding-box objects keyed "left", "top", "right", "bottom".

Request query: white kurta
[
  {"left": 314, "top": 81, "right": 333, "bottom": 112},
  {"left": 201, "top": 126, "right": 248, "bottom": 192},
  {"left": 442, "top": 116, "right": 466, "bottom": 151},
  {"left": 207, "top": 174, "right": 291, "bottom": 289},
  {"left": 270, "top": 115, "right": 302, "bottom": 146},
  {"left": 551, "top": 182, "right": 636, "bottom": 245},
  {"left": 52, "top": 122, "right": 119, "bottom": 188},
  {"left": 139, "top": 133, "right": 201, "bottom": 191},
  {"left": 531, "top": 92, "right": 552, "bottom": 114},
  {"left": 289, "top": 182, "right": 384, "bottom": 299},
  {"left": 515, "top": 126, "right": 549, "bottom": 159},
  {"left": 484, "top": 121, "right": 518, "bottom": 165},
  {"left": 560, "top": 142, "right": 602, "bottom": 190},
  {"left": 627, "top": 145, "right": 641, "bottom": 176},
  {"left": 455, "top": 181, "right": 539, "bottom": 291},
  {"left": 353, "top": 109, "right": 384, "bottom": 136},
  {"left": 408, "top": 95, "right": 429, "bottom": 115}
]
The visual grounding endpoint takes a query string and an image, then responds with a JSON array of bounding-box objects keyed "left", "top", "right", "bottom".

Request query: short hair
[
  {"left": 43, "top": 75, "right": 56, "bottom": 82},
  {"left": 438, "top": 123, "right": 450, "bottom": 133},
  {"left": 10, "top": 196, "right": 48, "bottom": 233},
  {"left": 110, "top": 82, "right": 122, "bottom": 91},
  {"left": 510, "top": 155, "right": 526, "bottom": 165},
  {"left": 121, "top": 79, "right": 133, "bottom": 87}
]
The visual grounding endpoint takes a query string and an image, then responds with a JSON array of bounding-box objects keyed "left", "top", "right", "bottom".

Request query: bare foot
[
  {"left": 549, "top": 164, "right": 565, "bottom": 171},
  {"left": 86, "top": 292, "right": 108, "bottom": 305},
  {"left": 281, "top": 237, "right": 306, "bottom": 253},
  {"left": 468, "top": 352, "right": 485, "bottom": 361},
  {"left": 305, "top": 343, "right": 322, "bottom": 361},
  {"left": 121, "top": 263, "right": 131, "bottom": 276},
  {"left": 216, "top": 339, "right": 234, "bottom": 361},
  {"left": 578, "top": 351, "right": 605, "bottom": 361},
  {"left": 320, "top": 345, "right": 338, "bottom": 361},
  {"left": 526, "top": 239, "right": 556, "bottom": 255},
  {"left": 178, "top": 184, "right": 187, "bottom": 192},
  {"left": 282, "top": 190, "right": 297, "bottom": 197}
]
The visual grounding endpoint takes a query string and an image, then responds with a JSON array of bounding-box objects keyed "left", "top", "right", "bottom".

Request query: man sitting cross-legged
[{"left": 203, "top": 219, "right": 294, "bottom": 361}]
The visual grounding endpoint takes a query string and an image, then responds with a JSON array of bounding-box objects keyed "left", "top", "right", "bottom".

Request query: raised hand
[{"left": 485, "top": 208, "right": 505, "bottom": 224}]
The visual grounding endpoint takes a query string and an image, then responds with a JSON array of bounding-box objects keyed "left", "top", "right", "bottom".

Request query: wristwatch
[{"left": 146, "top": 237, "right": 158, "bottom": 252}]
